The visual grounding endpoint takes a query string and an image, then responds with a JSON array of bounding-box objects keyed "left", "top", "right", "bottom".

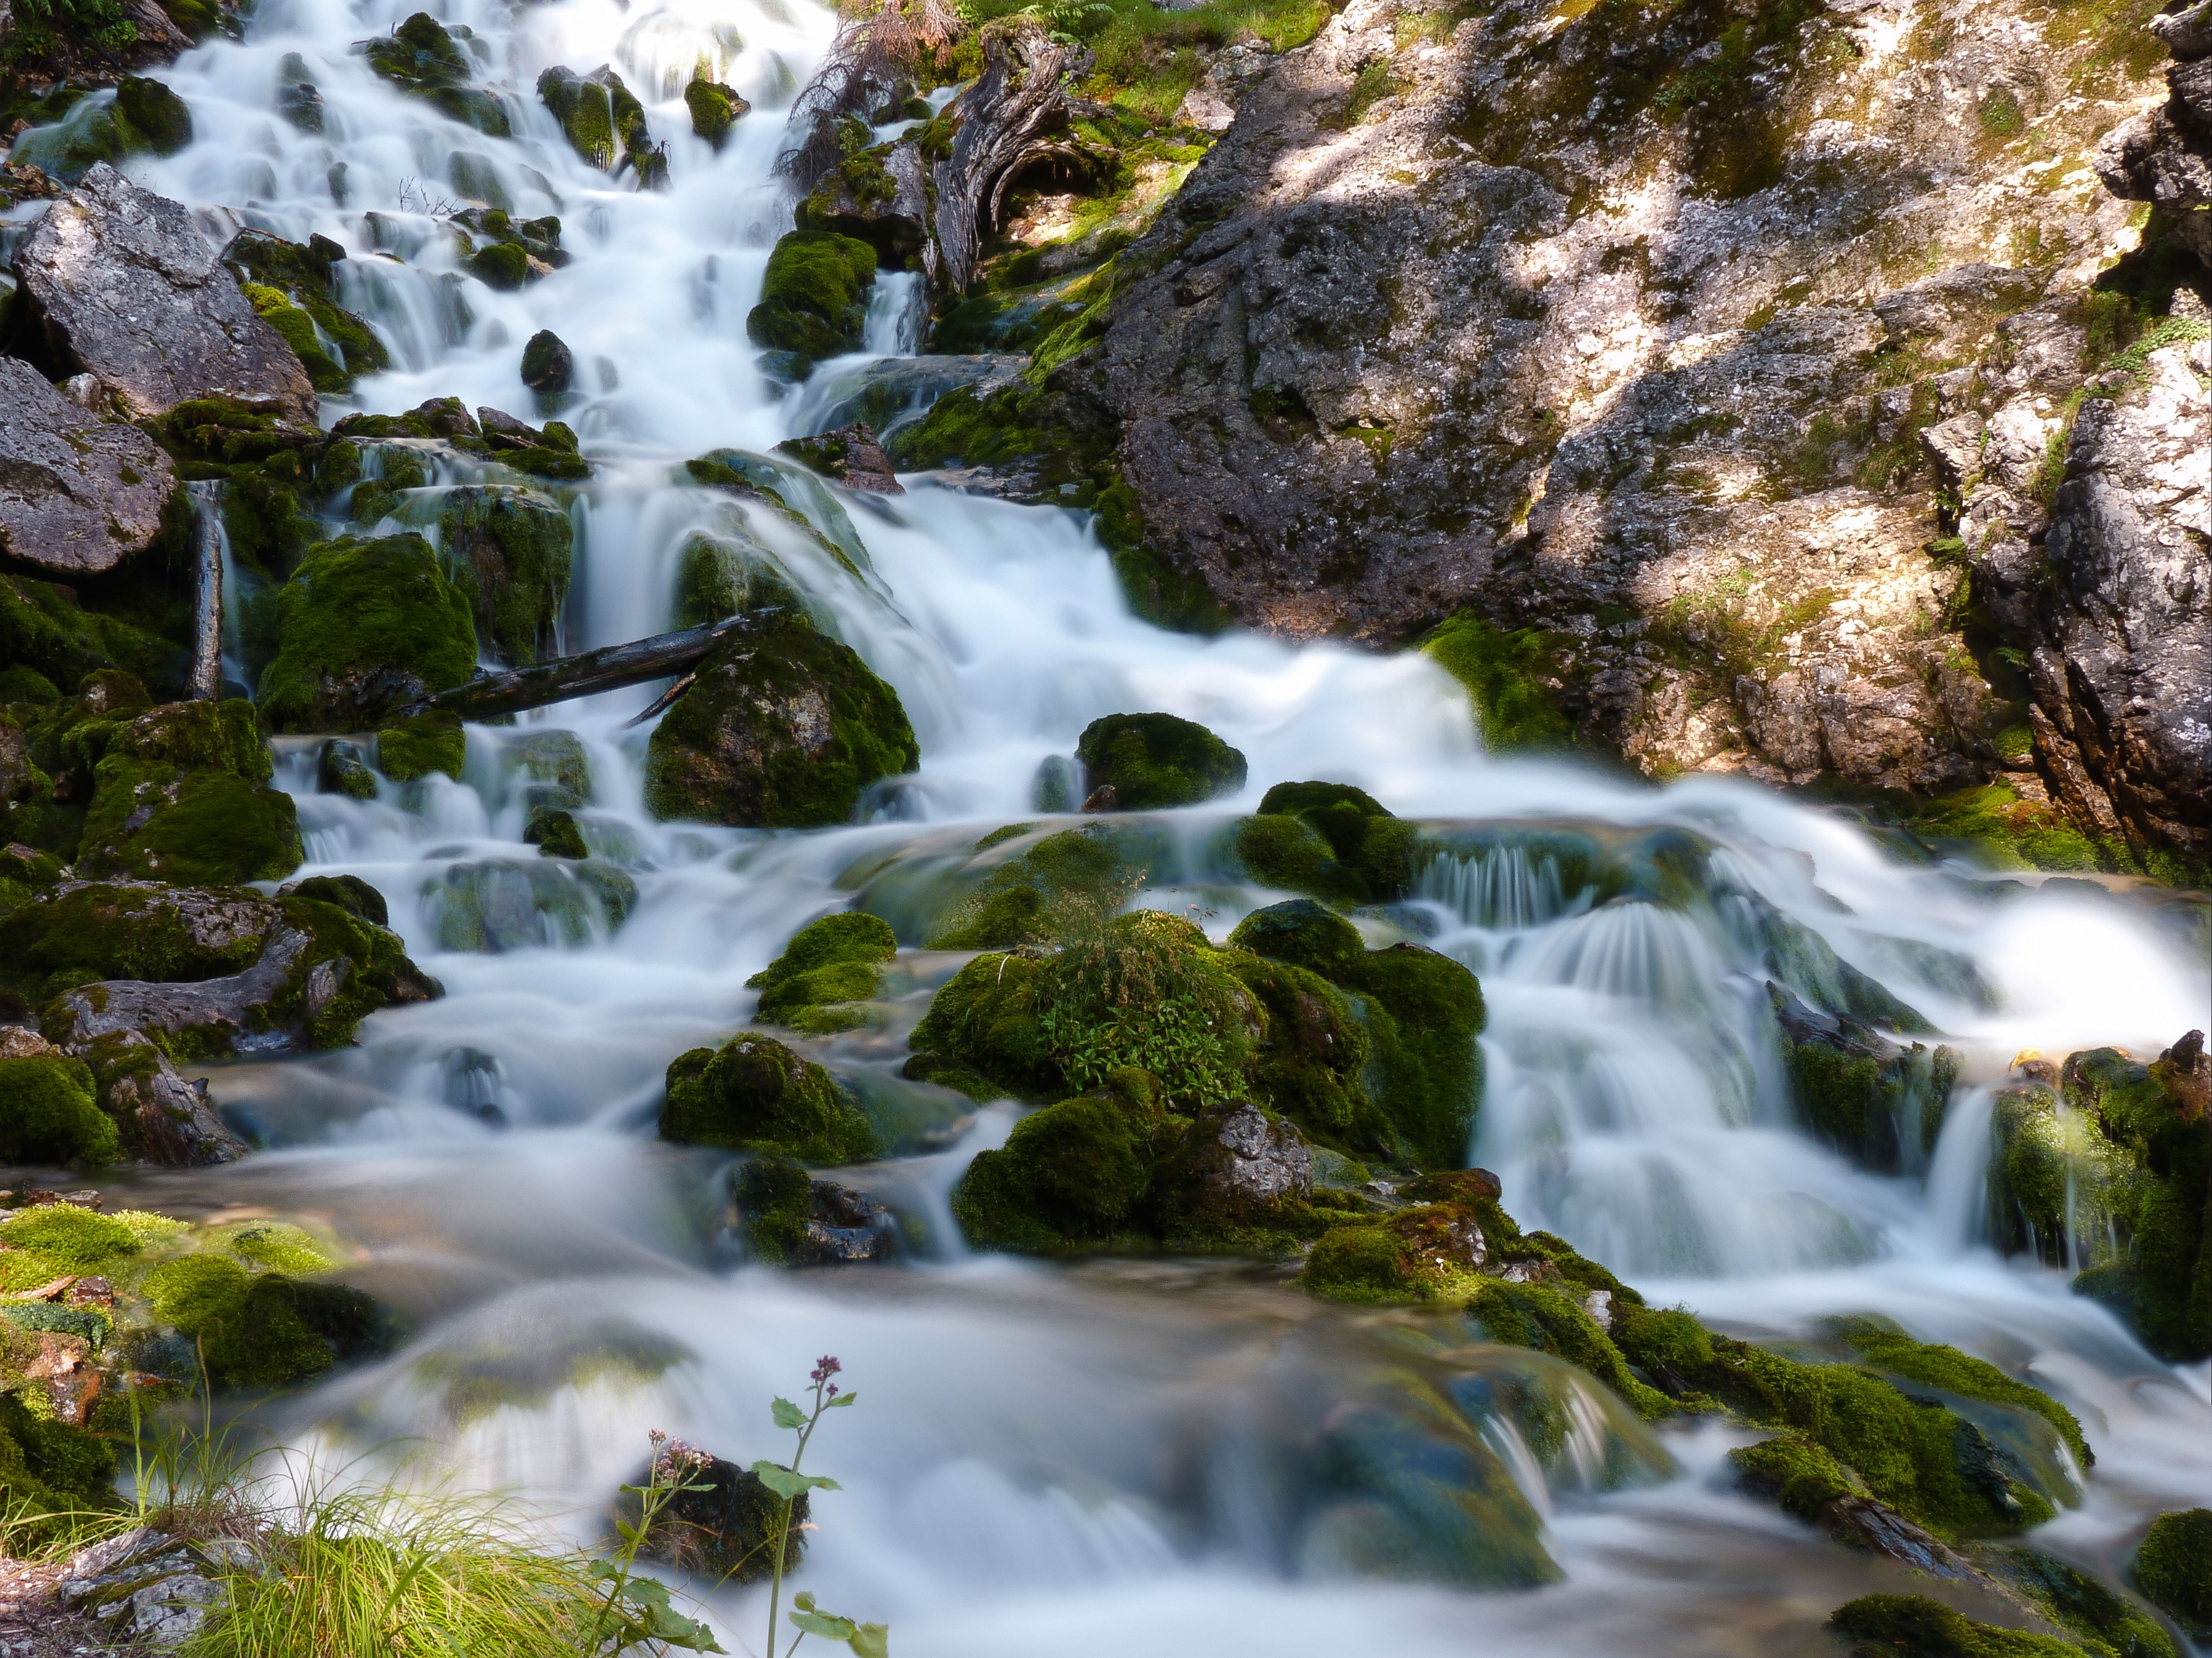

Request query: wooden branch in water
[
  {"left": 397, "top": 613, "right": 772, "bottom": 722},
  {"left": 187, "top": 481, "right": 224, "bottom": 701}
]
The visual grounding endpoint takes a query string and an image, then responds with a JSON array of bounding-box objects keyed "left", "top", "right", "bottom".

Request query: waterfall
[{"left": 29, "top": 0, "right": 2211, "bottom": 1650}]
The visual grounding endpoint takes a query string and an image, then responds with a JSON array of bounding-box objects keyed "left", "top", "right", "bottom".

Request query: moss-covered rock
[
  {"left": 2135, "top": 1508, "right": 2212, "bottom": 1638},
  {"left": 0, "top": 881, "right": 275, "bottom": 1000},
  {"left": 1770, "top": 983, "right": 1962, "bottom": 1174},
  {"left": 1827, "top": 1594, "right": 2081, "bottom": 1658},
  {"left": 1235, "top": 781, "right": 1419, "bottom": 905},
  {"left": 232, "top": 237, "right": 389, "bottom": 395},
  {"left": 316, "top": 737, "right": 378, "bottom": 799},
  {"left": 143, "top": 1252, "right": 382, "bottom": 1389},
  {"left": 672, "top": 529, "right": 803, "bottom": 629},
  {"left": 377, "top": 711, "right": 466, "bottom": 783},
  {"left": 1074, "top": 712, "right": 1245, "bottom": 810},
  {"left": 364, "top": 12, "right": 510, "bottom": 135},
  {"left": 525, "top": 807, "right": 588, "bottom": 859},
  {"left": 1830, "top": 1314, "right": 2092, "bottom": 1472},
  {"left": 660, "top": 1032, "right": 874, "bottom": 1164},
  {"left": 748, "top": 912, "right": 898, "bottom": 1034},
  {"left": 74, "top": 698, "right": 302, "bottom": 886},
  {"left": 421, "top": 858, "right": 634, "bottom": 951},
  {"left": 904, "top": 950, "right": 1060, "bottom": 1101},
  {"left": 113, "top": 75, "right": 192, "bottom": 153},
  {"left": 684, "top": 78, "right": 748, "bottom": 148},
  {"left": 258, "top": 536, "right": 479, "bottom": 732},
  {"left": 745, "top": 230, "right": 878, "bottom": 370},
  {"left": 282, "top": 873, "right": 389, "bottom": 927},
  {"left": 951, "top": 1073, "right": 1167, "bottom": 1251},
  {"left": 1422, "top": 614, "right": 1575, "bottom": 752},
  {"left": 537, "top": 64, "right": 658, "bottom": 179},
  {"left": 1226, "top": 898, "right": 1364, "bottom": 978},
  {"left": 922, "top": 824, "right": 1134, "bottom": 949},
  {"left": 1218, "top": 951, "right": 1371, "bottom": 1142},
  {"left": 642, "top": 618, "right": 918, "bottom": 828},
  {"left": 0, "top": 1054, "right": 119, "bottom": 1165},
  {"left": 434, "top": 485, "right": 573, "bottom": 667}
]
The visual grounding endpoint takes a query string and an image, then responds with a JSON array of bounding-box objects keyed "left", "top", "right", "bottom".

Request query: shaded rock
[
  {"left": 628, "top": 1452, "right": 805, "bottom": 1583},
  {"left": 9, "top": 164, "right": 316, "bottom": 422},
  {"left": 733, "top": 1155, "right": 898, "bottom": 1263},
  {"left": 0, "top": 356, "right": 177, "bottom": 578},
  {"left": 59, "top": 1527, "right": 254, "bottom": 1647},
  {"left": 1076, "top": 711, "right": 1246, "bottom": 810},
  {"left": 673, "top": 527, "right": 803, "bottom": 629},
  {"left": 78, "top": 1032, "right": 249, "bottom": 1165},
  {"left": 276, "top": 52, "right": 324, "bottom": 133},
  {"left": 434, "top": 485, "right": 574, "bottom": 667},
  {"left": 72, "top": 699, "right": 303, "bottom": 887},
  {"left": 660, "top": 1032, "right": 874, "bottom": 1163},
  {"left": 802, "top": 137, "right": 931, "bottom": 267},
  {"left": 774, "top": 422, "right": 903, "bottom": 495},
  {"left": 256, "top": 534, "right": 478, "bottom": 732},
  {"left": 642, "top": 618, "right": 918, "bottom": 828},
  {"left": 2136, "top": 1507, "right": 2212, "bottom": 1638},
  {"left": 520, "top": 329, "right": 574, "bottom": 394},
  {"left": 316, "top": 738, "right": 377, "bottom": 799}
]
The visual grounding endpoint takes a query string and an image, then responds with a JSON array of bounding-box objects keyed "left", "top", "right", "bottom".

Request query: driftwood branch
[{"left": 397, "top": 613, "right": 769, "bottom": 722}]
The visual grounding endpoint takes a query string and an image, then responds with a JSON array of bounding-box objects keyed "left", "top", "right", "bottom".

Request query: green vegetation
[
  {"left": 434, "top": 487, "right": 575, "bottom": 668},
  {"left": 377, "top": 711, "right": 466, "bottom": 783},
  {"left": 953, "top": 1073, "right": 1167, "bottom": 1249},
  {"left": 2, "top": 0, "right": 138, "bottom": 58},
  {"left": 1232, "top": 781, "right": 1418, "bottom": 906},
  {"left": 72, "top": 698, "right": 303, "bottom": 886},
  {"left": 746, "top": 231, "right": 880, "bottom": 370},
  {"left": 749, "top": 912, "right": 899, "bottom": 1033},
  {"left": 685, "top": 78, "right": 747, "bottom": 148},
  {"left": 924, "top": 825, "right": 1135, "bottom": 948},
  {"left": 1074, "top": 711, "right": 1247, "bottom": 809},
  {"left": 661, "top": 1033, "right": 876, "bottom": 1163},
  {"left": 363, "top": 12, "right": 510, "bottom": 135},
  {"left": 257, "top": 536, "right": 478, "bottom": 733},
  {"left": 1828, "top": 1594, "right": 2082, "bottom": 1658},
  {"left": 1422, "top": 615, "right": 1575, "bottom": 751},
  {"left": 2135, "top": 1509, "right": 2212, "bottom": 1638},
  {"left": 0, "top": 1054, "right": 119, "bottom": 1166},
  {"left": 1830, "top": 1315, "right": 2091, "bottom": 1470}
]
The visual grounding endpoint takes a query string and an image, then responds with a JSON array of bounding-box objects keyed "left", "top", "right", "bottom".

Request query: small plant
[
  {"left": 755, "top": 1356, "right": 887, "bottom": 1658},
  {"left": 589, "top": 1433, "right": 727, "bottom": 1654}
]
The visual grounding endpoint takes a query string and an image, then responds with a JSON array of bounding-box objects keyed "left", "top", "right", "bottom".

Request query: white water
[{"left": 28, "top": 0, "right": 2212, "bottom": 1649}]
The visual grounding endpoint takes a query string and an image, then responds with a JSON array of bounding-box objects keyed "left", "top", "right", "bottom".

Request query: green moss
[
  {"left": 660, "top": 1033, "right": 875, "bottom": 1163},
  {"left": 2135, "top": 1508, "right": 2212, "bottom": 1637},
  {"left": 0, "top": 1057, "right": 119, "bottom": 1167},
  {"left": 1422, "top": 615, "right": 1575, "bottom": 751},
  {"left": 377, "top": 712, "right": 466, "bottom": 783},
  {"left": 0, "top": 1204, "right": 138, "bottom": 1268},
  {"left": 951, "top": 1081, "right": 1165, "bottom": 1251},
  {"left": 1034, "top": 910, "right": 1252, "bottom": 1111},
  {"left": 525, "top": 807, "right": 588, "bottom": 859},
  {"left": 1469, "top": 1277, "right": 1676, "bottom": 1420},
  {"left": 2002, "top": 1549, "right": 2177, "bottom": 1658},
  {"left": 1830, "top": 1315, "right": 2092, "bottom": 1471},
  {"left": 906, "top": 951, "right": 1061, "bottom": 1101},
  {"left": 1336, "top": 943, "right": 1486, "bottom": 1169},
  {"left": 435, "top": 487, "right": 574, "bottom": 668},
  {"left": 731, "top": 1155, "right": 813, "bottom": 1263},
  {"left": 748, "top": 912, "right": 898, "bottom": 1033},
  {"left": 0, "top": 575, "right": 186, "bottom": 705},
  {"left": 1302, "top": 1205, "right": 1491, "bottom": 1303},
  {"left": 1774, "top": 990, "right": 1962, "bottom": 1174},
  {"left": 1220, "top": 952, "right": 1371, "bottom": 1140},
  {"left": 642, "top": 620, "right": 918, "bottom": 828},
  {"left": 924, "top": 826, "right": 1134, "bottom": 949},
  {"left": 1075, "top": 712, "right": 1245, "bottom": 809},
  {"left": 0, "top": 1392, "right": 118, "bottom": 1546},
  {"left": 258, "top": 536, "right": 479, "bottom": 732},
  {"left": 285, "top": 874, "right": 388, "bottom": 927},
  {"left": 1828, "top": 1594, "right": 2082, "bottom": 1658},
  {"left": 1227, "top": 896, "right": 1364, "bottom": 978},
  {"left": 1233, "top": 815, "right": 1368, "bottom": 905},
  {"left": 745, "top": 230, "right": 878, "bottom": 366},
  {"left": 141, "top": 1253, "right": 375, "bottom": 1390},
  {"left": 222, "top": 1221, "right": 335, "bottom": 1276},
  {"left": 685, "top": 78, "right": 746, "bottom": 148},
  {"left": 0, "top": 881, "right": 268, "bottom": 999},
  {"left": 672, "top": 532, "right": 802, "bottom": 629},
  {"left": 75, "top": 700, "right": 302, "bottom": 886},
  {"left": 1728, "top": 1433, "right": 1860, "bottom": 1519},
  {"left": 1907, "top": 783, "right": 2104, "bottom": 873}
]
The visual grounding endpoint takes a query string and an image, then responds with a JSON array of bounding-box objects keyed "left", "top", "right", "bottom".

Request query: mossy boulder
[
  {"left": 520, "top": 329, "right": 574, "bottom": 395},
  {"left": 364, "top": 13, "right": 510, "bottom": 135},
  {"left": 73, "top": 698, "right": 302, "bottom": 886},
  {"left": 258, "top": 535, "right": 479, "bottom": 732},
  {"left": 660, "top": 1032, "right": 875, "bottom": 1164},
  {"left": 923, "top": 825, "right": 1134, "bottom": 949},
  {"left": 1422, "top": 614, "right": 1575, "bottom": 752},
  {"left": 1770, "top": 983, "right": 1961, "bottom": 1174},
  {"left": 1827, "top": 1594, "right": 2081, "bottom": 1658},
  {"left": 421, "top": 858, "right": 635, "bottom": 951},
  {"left": 1234, "top": 781, "right": 1419, "bottom": 905},
  {"left": 230, "top": 232, "right": 389, "bottom": 395},
  {"left": 0, "top": 881, "right": 275, "bottom": 1000},
  {"left": 748, "top": 912, "right": 898, "bottom": 1034},
  {"left": 114, "top": 76, "right": 193, "bottom": 153},
  {"left": 951, "top": 1073, "right": 1168, "bottom": 1251},
  {"left": 525, "top": 807, "right": 588, "bottom": 859},
  {"left": 1218, "top": 952, "right": 1371, "bottom": 1142},
  {"left": 537, "top": 65, "right": 658, "bottom": 180},
  {"left": 745, "top": 230, "right": 878, "bottom": 370},
  {"left": 684, "top": 79, "right": 749, "bottom": 148},
  {"left": 641, "top": 618, "right": 918, "bottom": 828},
  {"left": 143, "top": 1252, "right": 384, "bottom": 1390},
  {"left": 1074, "top": 712, "right": 1246, "bottom": 811},
  {"left": 1226, "top": 898, "right": 1363, "bottom": 978},
  {"left": 434, "top": 486, "right": 573, "bottom": 667},
  {"left": 0, "top": 1054, "right": 119, "bottom": 1166},
  {"left": 903, "top": 951, "right": 1060, "bottom": 1101},
  {"left": 672, "top": 529, "right": 803, "bottom": 630},
  {"left": 282, "top": 873, "right": 389, "bottom": 927},
  {"left": 2135, "top": 1508, "right": 2212, "bottom": 1637},
  {"left": 377, "top": 711, "right": 466, "bottom": 784}
]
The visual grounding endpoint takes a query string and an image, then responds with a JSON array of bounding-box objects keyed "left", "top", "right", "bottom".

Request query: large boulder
[
  {"left": 256, "top": 535, "right": 479, "bottom": 733},
  {"left": 2030, "top": 345, "right": 2211, "bottom": 859},
  {"left": 659, "top": 1033, "right": 874, "bottom": 1163},
  {"left": 433, "top": 486, "right": 574, "bottom": 667},
  {"left": 363, "top": 13, "right": 510, "bottom": 136},
  {"left": 0, "top": 357, "right": 176, "bottom": 577},
  {"left": 2136, "top": 1507, "right": 2212, "bottom": 1639},
  {"left": 642, "top": 620, "right": 918, "bottom": 828},
  {"left": 1074, "top": 712, "right": 1246, "bottom": 811},
  {"left": 72, "top": 699, "right": 303, "bottom": 887},
  {"left": 745, "top": 230, "right": 878, "bottom": 374},
  {"left": 8, "top": 164, "right": 317, "bottom": 422}
]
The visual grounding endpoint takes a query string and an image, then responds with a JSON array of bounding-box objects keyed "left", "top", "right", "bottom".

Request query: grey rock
[
  {"left": 798, "top": 1179, "right": 896, "bottom": 1263},
  {"left": 2035, "top": 347, "right": 2211, "bottom": 857},
  {"left": 60, "top": 1528, "right": 259, "bottom": 1648},
  {"left": 97, "top": 1032, "right": 251, "bottom": 1165},
  {"left": 1166, "top": 1100, "right": 1313, "bottom": 1206},
  {"left": 2154, "top": 0, "right": 2212, "bottom": 61},
  {"left": 11, "top": 162, "right": 317, "bottom": 422},
  {"left": 49, "top": 927, "right": 313, "bottom": 1052},
  {"left": 0, "top": 355, "right": 177, "bottom": 575}
]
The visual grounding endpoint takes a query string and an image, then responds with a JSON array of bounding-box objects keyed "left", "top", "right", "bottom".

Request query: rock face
[
  {"left": 2099, "top": 8, "right": 2212, "bottom": 270},
  {"left": 642, "top": 620, "right": 919, "bottom": 827},
  {"left": 59, "top": 1528, "right": 253, "bottom": 1647},
  {"left": 2030, "top": 345, "right": 2211, "bottom": 858},
  {"left": 1159, "top": 1100, "right": 1313, "bottom": 1208},
  {"left": 9, "top": 164, "right": 317, "bottom": 422},
  {"left": 0, "top": 356, "right": 177, "bottom": 576}
]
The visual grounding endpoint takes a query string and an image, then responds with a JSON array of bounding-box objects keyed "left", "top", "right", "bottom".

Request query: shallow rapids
[{"left": 33, "top": 0, "right": 2212, "bottom": 1650}]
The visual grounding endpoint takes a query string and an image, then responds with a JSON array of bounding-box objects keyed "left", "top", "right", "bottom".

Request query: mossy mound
[
  {"left": 1226, "top": 898, "right": 1363, "bottom": 978},
  {"left": 377, "top": 711, "right": 466, "bottom": 783},
  {"left": 143, "top": 1252, "right": 382, "bottom": 1389},
  {"left": 661, "top": 1033, "right": 875, "bottom": 1163},
  {"left": 748, "top": 912, "right": 898, "bottom": 1033},
  {"left": 731, "top": 1156, "right": 814, "bottom": 1263},
  {"left": 537, "top": 64, "right": 658, "bottom": 179},
  {"left": 905, "top": 951, "right": 1061, "bottom": 1101},
  {"left": 1827, "top": 1595, "right": 2080, "bottom": 1658},
  {"left": 363, "top": 12, "right": 510, "bottom": 135},
  {"left": 1234, "top": 781, "right": 1418, "bottom": 906},
  {"left": 2135, "top": 1508, "right": 2212, "bottom": 1636},
  {"left": 434, "top": 486, "right": 574, "bottom": 668},
  {"left": 258, "top": 536, "right": 479, "bottom": 733},
  {"left": 0, "top": 1055, "right": 119, "bottom": 1167},
  {"left": 744, "top": 230, "right": 878, "bottom": 370},
  {"left": 672, "top": 529, "right": 803, "bottom": 629},
  {"left": 923, "top": 825, "right": 1135, "bottom": 949},
  {"left": 684, "top": 78, "right": 748, "bottom": 148},
  {"left": 1218, "top": 951, "right": 1371, "bottom": 1141},
  {"left": 73, "top": 699, "right": 302, "bottom": 886},
  {"left": 952, "top": 1075, "right": 1167, "bottom": 1251},
  {"left": 0, "top": 576, "right": 184, "bottom": 717},
  {"left": 1074, "top": 712, "right": 1246, "bottom": 810},
  {"left": 1420, "top": 617, "right": 1576, "bottom": 752},
  {"left": 642, "top": 618, "right": 918, "bottom": 828}
]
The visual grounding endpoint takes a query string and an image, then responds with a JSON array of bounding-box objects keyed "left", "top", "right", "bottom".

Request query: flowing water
[{"left": 33, "top": 0, "right": 2212, "bottom": 1650}]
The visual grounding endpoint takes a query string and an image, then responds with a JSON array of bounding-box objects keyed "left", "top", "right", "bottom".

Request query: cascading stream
[{"left": 55, "top": 0, "right": 2212, "bottom": 1651}]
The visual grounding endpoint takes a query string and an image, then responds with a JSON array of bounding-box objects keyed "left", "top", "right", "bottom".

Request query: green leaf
[
  {"left": 806, "top": 1474, "right": 843, "bottom": 1491},
  {"left": 772, "top": 1396, "right": 808, "bottom": 1429},
  {"left": 848, "top": 1621, "right": 890, "bottom": 1658},
  {"left": 826, "top": 1392, "right": 858, "bottom": 1407},
  {"left": 792, "top": 1609, "right": 859, "bottom": 1641},
  {"left": 794, "top": 1593, "right": 819, "bottom": 1612},
  {"left": 621, "top": 1578, "right": 675, "bottom": 1611},
  {"left": 751, "top": 1461, "right": 812, "bottom": 1500},
  {"left": 614, "top": 1518, "right": 639, "bottom": 1544}
]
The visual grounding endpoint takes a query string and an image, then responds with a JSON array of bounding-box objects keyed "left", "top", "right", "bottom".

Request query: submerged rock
[
  {"left": 1768, "top": 983, "right": 1962, "bottom": 1176},
  {"left": 748, "top": 911, "right": 898, "bottom": 1034},
  {"left": 434, "top": 485, "right": 574, "bottom": 667},
  {"left": 421, "top": 858, "right": 635, "bottom": 951},
  {"left": 1075, "top": 712, "right": 1246, "bottom": 811},
  {"left": 256, "top": 535, "right": 478, "bottom": 732},
  {"left": 642, "top": 618, "right": 919, "bottom": 828},
  {"left": 732, "top": 1155, "right": 897, "bottom": 1265},
  {"left": 10, "top": 164, "right": 317, "bottom": 422},
  {"left": 0, "top": 356, "right": 177, "bottom": 578},
  {"left": 660, "top": 1032, "right": 874, "bottom": 1164}
]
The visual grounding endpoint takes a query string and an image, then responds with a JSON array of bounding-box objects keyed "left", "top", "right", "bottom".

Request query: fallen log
[{"left": 395, "top": 612, "right": 772, "bottom": 722}]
